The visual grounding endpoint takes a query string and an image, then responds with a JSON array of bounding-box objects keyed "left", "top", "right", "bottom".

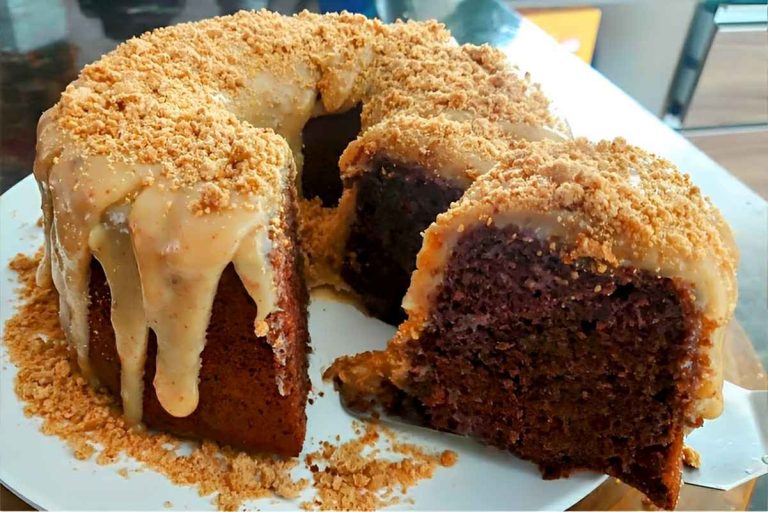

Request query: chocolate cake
[
  {"left": 341, "top": 159, "right": 465, "bottom": 324},
  {"left": 337, "top": 114, "right": 563, "bottom": 322},
  {"left": 28, "top": 8, "right": 737, "bottom": 509},
  {"left": 327, "top": 138, "right": 738, "bottom": 509},
  {"left": 32, "top": 10, "right": 563, "bottom": 458}
]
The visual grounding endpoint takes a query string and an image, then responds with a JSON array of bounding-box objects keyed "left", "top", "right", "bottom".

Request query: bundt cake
[
  {"left": 326, "top": 138, "right": 738, "bottom": 509},
  {"left": 31, "top": 8, "right": 737, "bottom": 508},
  {"left": 32, "top": 10, "right": 563, "bottom": 457}
]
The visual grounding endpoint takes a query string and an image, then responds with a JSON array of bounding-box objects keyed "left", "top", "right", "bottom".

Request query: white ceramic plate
[{"left": 0, "top": 175, "right": 606, "bottom": 510}]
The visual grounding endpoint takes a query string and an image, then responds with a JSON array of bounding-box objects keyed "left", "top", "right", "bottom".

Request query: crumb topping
[
  {"left": 364, "top": 44, "right": 563, "bottom": 132},
  {"left": 340, "top": 113, "right": 529, "bottom": 185},
  {"left": 50, "top": 9, "right": 561, "bottom": 208},
  {"left": 444, "top": 138, "right": 738, "bottom": 281}
]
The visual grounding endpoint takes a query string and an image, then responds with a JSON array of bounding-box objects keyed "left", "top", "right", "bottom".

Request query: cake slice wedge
[
  {"left": 338, "top": 114, "right": 566, "bottom": 324},
  {"left": 326, "top": 138, "right": 738, "bottom": 508}
]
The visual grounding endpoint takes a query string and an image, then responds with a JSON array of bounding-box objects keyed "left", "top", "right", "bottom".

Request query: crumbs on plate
[
  {"left": 4, "top": 252, "right": 456, "bottom": 511},
  {"left": 301, "top": 420, "right": 456, "bottom": 510}
]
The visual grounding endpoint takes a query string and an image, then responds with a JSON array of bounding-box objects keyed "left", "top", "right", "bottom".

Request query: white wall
[
  {"left": 507, "top": 0, "right": 698, "bottom": 116},
  {"left": 591, "top": 0, "right": 698, "bottom": 116}
]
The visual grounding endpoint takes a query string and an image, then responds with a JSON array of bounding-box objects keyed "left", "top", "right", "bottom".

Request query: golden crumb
[
  {"left": 43, "top": 9, "right": 561, "bottom": 215},
  {"left": 163, "top": 500, "right": 173, "bottom": 508},
  {"left": 682, "top": 445, "right": 701, "bottom": 469},
  {"left": 298, "top": 194, "right": 355, "bottom": 289},
  {"left": 189, "top": 182, "right": 231, "bottom": 215},
  {"left": 300, "top": 421, "right": 456, "bottom": 510},
  {"left": 3, "top": 252, "right": 307, "bottom": 511},
  {"left": 440, "top": 450, "right": 458, "bottom": 467},
  {"left": 641, "top": 494, "right": 660, "bottom": 511}
]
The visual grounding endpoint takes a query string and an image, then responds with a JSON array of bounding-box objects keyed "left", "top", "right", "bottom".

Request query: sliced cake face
[
  {"left": 405, "top": 138, "right": 738, "bottom": 423},
  {"left": 338, "top": 116, "right": 503, "bottom": 323},
  {"left": 341, "top": 158, "right": 465, "bottom": 324},
  {"left": 337, "top": 115, "right": 568, "bottom": 323},
  {"left": 328, "top": 138, "right": 738, "bottom": 508},
  {"left": 401, "top": 222, "right": 697, "bottom": 508}
]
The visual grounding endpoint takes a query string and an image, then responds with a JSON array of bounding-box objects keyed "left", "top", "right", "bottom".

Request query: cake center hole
[{"left": 301, "top": 104, "right": 362, "bottom": 206}]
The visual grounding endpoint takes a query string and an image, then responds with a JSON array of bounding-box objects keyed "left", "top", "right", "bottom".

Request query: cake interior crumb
[{"left": 298, "top": 195, "right": 355, "bottom": 290}]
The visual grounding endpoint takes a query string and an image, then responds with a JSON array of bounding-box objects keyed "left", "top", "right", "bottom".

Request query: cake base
[{"left": 88, "top": 199, "right": 310, "bottom": 456}]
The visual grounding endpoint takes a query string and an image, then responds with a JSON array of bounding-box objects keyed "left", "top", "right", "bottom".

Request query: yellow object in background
[{"left": 518, "top": 7, "right": 602, "bottom": 64}]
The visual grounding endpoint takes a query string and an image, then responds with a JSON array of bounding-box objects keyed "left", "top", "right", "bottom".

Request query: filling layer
[
  {"left": 342, "top": 160, "right": 464, "bottom": 324},
  {"left": 401, "top": 223, "right": 703, "bottom": 508}
]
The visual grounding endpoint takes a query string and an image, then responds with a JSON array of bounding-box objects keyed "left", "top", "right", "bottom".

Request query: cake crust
[{"left": 88, "top": 184, "right": 309, "bottom": 455}]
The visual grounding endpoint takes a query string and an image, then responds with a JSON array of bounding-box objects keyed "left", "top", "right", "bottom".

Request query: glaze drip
[
  {"left": 89, "top": 206, "right": 148, "bottom": 424},
  {"left": 34, "top": 106, "right": 289, "bottom": 421}
]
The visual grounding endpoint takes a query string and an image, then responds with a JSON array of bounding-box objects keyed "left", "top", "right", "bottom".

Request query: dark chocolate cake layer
[
  {"left": 342, "top": 160, "right": 464, "bottom": 324},
  {"left": 401, "top": 223, "right": 702, "bottom": 509}
]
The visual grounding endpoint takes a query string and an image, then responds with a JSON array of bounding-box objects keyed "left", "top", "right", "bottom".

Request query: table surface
[{"left": 1, "top": 0, "right": 766, "bottom": 510}]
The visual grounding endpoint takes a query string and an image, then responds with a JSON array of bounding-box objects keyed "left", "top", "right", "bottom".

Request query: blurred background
[{"left": 0, "top": 0, "right": 766, "bottom": 510}]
